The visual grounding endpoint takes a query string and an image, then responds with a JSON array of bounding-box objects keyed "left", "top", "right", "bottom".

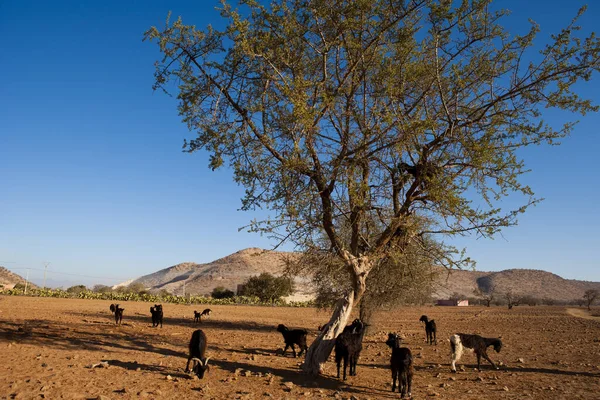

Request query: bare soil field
[{"left": 1, "top": 297, "right": 599, "bottom": 399}]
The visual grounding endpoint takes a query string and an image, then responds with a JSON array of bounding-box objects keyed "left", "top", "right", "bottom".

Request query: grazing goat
[
  {"left": 335, "top": 319, "right": 366, "bottom": 380},
  {"left": 185, "top": 329, "right": 211, "bottom": 379},
  {"left": 386, "top": 333, "right": 413, "bottom": 398},
  {"left": 450, "top": 333, "right": 502, "bottom": 372},
  {"left": 419, "top": 315, "right": 437, "bottom": 345},
  {"left": 109, "top": 304, "right": 124, "bottom": 325},
  {"left": 150, "top": 304, "right": 163, "bottom": 328},
  {"left": 276, "top": 324, "right": 308, "bottom": 358},
  {"left": 194, "top": 308, "right": 212, "bottom": 323}
]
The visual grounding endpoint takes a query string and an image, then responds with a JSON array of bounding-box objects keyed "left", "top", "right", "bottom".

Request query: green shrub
[
  {"left": 66, "top": 285, "right": 88, "bottom": 294},
  {"left": 211, "top": 286, "right": 235, "bottom": 299},
  {"left": 238, "top": 273, "right": 294, "bottom": 302}
]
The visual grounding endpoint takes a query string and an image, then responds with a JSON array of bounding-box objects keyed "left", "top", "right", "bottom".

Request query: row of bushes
[{"left": 0, "top": 287, "right": 314, "bottom": 308}]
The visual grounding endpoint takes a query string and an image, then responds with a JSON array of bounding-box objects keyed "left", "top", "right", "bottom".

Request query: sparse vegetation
[
  {"left": 0, "top": 287, "right": 313, "bottom": 307},
  {"left": 473, "top": 285, "right": 496, "bottom": 307},
  {"left": 504, "top": 290, "right": 521, "bottom": 310},
  {"left": 583, "top": 289, "right": 599, "bottom": 311}
]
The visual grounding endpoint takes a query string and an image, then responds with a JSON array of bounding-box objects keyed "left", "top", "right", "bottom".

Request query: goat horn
[
  {"left": 191, "top": 357, "right": 202, "bottom": 365},
  {"left": 204, "top": 357, "right": 211, "bottom": 365}
]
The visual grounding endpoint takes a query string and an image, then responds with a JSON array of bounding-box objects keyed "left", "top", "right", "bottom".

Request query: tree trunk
[
  {"left": 302, "top": 292, "right": 354, "bottom": 375},
  {"left": 302, "top": 255, "right": 371, "bottom": 375},
  {"left": 359, "top": 301, "right": 375, "bottom": 336}
]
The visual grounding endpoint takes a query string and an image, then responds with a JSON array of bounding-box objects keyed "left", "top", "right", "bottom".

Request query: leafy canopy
[{"left": 145, "top": 0, "right": 599, "bottom": 272}]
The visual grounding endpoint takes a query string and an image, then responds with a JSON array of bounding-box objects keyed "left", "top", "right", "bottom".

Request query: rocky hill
[
  {"left": 128, "top": 248, "right": 313, "bottom": 301},
  {"left": 123, "top": 249, "right": 600, "bottom": 303},
  {"left": 432, "top": 268, "right": 600, "bottom": 302},
  {"left": 0, "top": 267, "right": 36, "bottom": 289}
]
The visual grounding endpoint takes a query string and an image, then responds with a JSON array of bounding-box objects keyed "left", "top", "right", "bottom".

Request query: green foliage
[
  {"left": 211, "top": 286, "right": 235, "bottom": 299},
  {"left": 66, "top": 285, "right": 88, "bottom": 294},
  {"left": 0, "top": 287, "right": 312, "bottom": 307},
  {"left": 144, "top": 1, "right": 600, "bottom": 315},
  {"left": 13, "top": 283, "right": 26, "bottom": 290},
  {"left": 238, "top": 273, "right": 294, "bottom": 302}
]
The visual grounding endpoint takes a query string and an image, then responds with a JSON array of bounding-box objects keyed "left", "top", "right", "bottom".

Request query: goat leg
[{"left": 483, "top": 353, "right": 498, "bottom": 370}]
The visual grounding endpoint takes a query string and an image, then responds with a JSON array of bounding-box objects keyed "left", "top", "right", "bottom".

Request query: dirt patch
[{"left": 1, "top": 297, "right": 599, "bottom": 399}]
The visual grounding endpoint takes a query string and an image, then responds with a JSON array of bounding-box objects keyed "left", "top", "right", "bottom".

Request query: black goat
[
  {"left": 386, "top": 333, "right": 413, "bottom": 398},
  {"left": 419, "top": 315, "right": 437, "bottom": 345},
  {"left": 450, "top": 333, "right": 502, "bottom": 372},
  {"left": 276, "top": 324, "right": 308, "bottom": 358},
  {"left": 109, "top": 304, "right": 124, "bottom": 325},
  {"left": 185, "top": 329, "right": 211, "bottom": 379},
  {"left": 335, "top": 319, "right": 366, "bottom": 380},
  {"left": 150, "top": 304, "right": 163, "bottom": 328},
  {"left": 194, "top": 308, "right": 212, "bottom": 323}
]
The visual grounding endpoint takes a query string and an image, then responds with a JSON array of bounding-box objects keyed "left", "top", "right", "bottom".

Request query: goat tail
[{"left": 450, "top": 334, "right": 463, "bottom": 371}]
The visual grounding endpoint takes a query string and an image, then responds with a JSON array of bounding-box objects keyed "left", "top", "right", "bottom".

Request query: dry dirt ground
[{"left": 1, "top": 297, "right": 599, "bottom": 400}]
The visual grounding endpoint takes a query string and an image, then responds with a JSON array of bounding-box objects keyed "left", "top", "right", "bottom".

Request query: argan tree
[
  {"left": 504, "top": 290, "right": 521, "bottom": 309},
  {"left": 145, "top": 0, "right": 600, "bottom": 374},
  {"left": 583, "top": 289, "right": 599, "bottom": 311},
  {"left": 239, "top": 272, "right": 294, "bottom": 301},
  {"left": 474, "top": 284, "right": 496, "bottom": 307}
]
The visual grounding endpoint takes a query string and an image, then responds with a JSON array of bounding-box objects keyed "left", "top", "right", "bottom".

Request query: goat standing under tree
[{"left": 146, "top": 0, "right": 600, "bottom": 374}]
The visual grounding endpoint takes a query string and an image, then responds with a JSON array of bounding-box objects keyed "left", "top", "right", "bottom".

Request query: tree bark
[
  {"left": 302, "top": 292, "right": 354, "bottom": 375},
  {"left": 302, "top": 256, "right": 371, "bottom": 375}
]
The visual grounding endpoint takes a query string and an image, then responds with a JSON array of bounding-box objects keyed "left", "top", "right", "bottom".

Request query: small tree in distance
[
  {"left": 583, "top": 289, "right": 599, "bottom": 311},
  {"left": 505, "top": 290, "right": 521, "bottom": 310},
  {"left": 474, "top": 284, "right": 496, "bottom": 307},
  {"left": 239, "top": 273, "right": 294, "bottom": 302},
  {"left": 66, "top": 285, "right": 88, "bottom": 295},
  {"left": 211, "top": 286, "right": 235, "bottom": 299},
  {"left": 93, "top": 284, "right": 112, "bottom": 293}
]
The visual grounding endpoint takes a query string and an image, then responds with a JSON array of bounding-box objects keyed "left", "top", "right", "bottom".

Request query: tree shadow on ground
[
  {"left": 423, "top": 361, "right": 600, "bottom": 378},
  {"left": 211, "top": 358, "right": 398, "bottom": 398},
  {"left": 0, "top": 319, "right": 187, "bottom": 358},
  {"left": 501, "top": 366, "right": 600, "bottom": 378},
  {"left": 66, "top": 310, "right": 278, "bottom": 332}
]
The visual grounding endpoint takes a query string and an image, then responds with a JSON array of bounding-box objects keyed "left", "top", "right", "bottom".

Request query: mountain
[
  {"left": 121, "top": 249, "right": 600, "bottom": 302},
  {"left": 126, "top": 248, "right": 313, "bottom": 301},
  {"left": 0, "top": 267, "right": 37, "bottom": 289},
  {"left": 432, "top": 268, "right": 600, "bottom": 302}
]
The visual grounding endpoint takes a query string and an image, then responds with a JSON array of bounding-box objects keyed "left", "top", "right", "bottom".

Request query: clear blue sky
[{"left": 1, "top": 0, "right": 598, "bottom": 287}]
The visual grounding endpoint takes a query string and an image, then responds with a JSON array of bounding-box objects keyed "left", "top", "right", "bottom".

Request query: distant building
[{"left": 437, "top": 299, "right": 469, "bottom": 307}]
